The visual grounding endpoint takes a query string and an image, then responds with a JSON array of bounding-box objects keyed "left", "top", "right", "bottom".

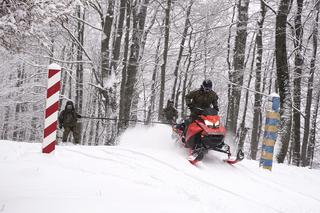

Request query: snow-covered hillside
[{"left": 1, "top": 125, "right": 320, "bottom": 213}]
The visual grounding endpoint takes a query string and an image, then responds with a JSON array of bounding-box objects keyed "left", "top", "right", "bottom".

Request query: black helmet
[
  {"left": 201, "top": 79, "right": 212, "bottom": 91},
  {"left": 65, "top": 100, "right": 74, "bottom": 110},
  {"left": 167, "top": 99, "right": 174, "bottom": 106}
]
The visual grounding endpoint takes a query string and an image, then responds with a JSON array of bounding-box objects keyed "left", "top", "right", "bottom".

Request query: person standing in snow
[
  {"left": 58, "top": 100, "right": 82, "bottom": 144},
  {"left": 162, "top": 99, "right": 178, "bottom": 125}
]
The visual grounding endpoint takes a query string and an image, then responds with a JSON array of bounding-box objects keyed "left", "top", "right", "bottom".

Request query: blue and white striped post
[{"left": 260, "top": 93, "right": 280, "bottom": 171}]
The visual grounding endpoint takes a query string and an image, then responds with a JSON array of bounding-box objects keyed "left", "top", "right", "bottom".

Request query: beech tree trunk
[
  {"left": 123, "top": 0, "right": 150, "bottom": 128},
  {"left": 76, "top": 6, "right": 85, "bottom": 115},
  {"left": 226, "top": 2, "right": 237, "bottom": 126},
  {"left": 111, "top": 0, "right": 126, "bottom": 73},
  {"left": 227, "top": 0, "right": 250, "bottom": 135},
  {"left": 158, "top": 0, "right": 172, "bottom": 120},
  {"left": 275, "top": 0, "right": 293, "bottom": 163},
  {"left": 301, "top": 0, "right": 319, "bottom": 166},
  {"left": 181, "top": 33, "right": 194, "bottom": 118},
  {"left": 1, "top": 106, "right": 10, "bottom": 140},
  {"left": 118, "top": 0, "right": 131, "bottom": 131},
  {"left": 171, "top": 0, "right": 193, "bottom": 101},
  {"left": 292, "top": 0, "right": 304, "bottom": 166},
  {"left": 250, "top": 0, "right": 266, "bottom": 159},
  {"left": 101, "top": 0, "right": 114, "bottom": 80},
  {"left": 146, "top": 35, "right": 162, "bottom": 124},
  {"left": 238, "top": 45, "right": 254, "bottom": 152},
  {"left": 307, "top": 88, "right": 320, "bottom": 167}
]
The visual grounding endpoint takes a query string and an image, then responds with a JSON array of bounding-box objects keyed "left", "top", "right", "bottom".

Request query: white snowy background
[{"left": 1, "top": 124, "right": 320, "bottom": 213}]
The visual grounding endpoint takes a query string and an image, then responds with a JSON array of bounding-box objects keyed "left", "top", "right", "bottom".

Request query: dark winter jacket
[
  {"left": 58, "top": 101, "right": 81, "bottom": 128},
  {"left": 185, "top": 88, "right": 219, "bottom": 116},
  {"left": 163, "top": 103, "right": 178, "bottom": 124}
]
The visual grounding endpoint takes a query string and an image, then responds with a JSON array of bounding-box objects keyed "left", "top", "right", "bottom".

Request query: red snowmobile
[{"left": 173, "top": 107, "right": 244, "bottom": 165}]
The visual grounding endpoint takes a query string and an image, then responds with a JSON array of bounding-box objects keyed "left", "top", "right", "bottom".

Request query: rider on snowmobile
[
  {"left": 174, "top": 80, "right": 244, "bottom": 164},
  {"left": 182, "top": 79, "right": 220, "bottom": 149},
  {"left": 186, "top": 79, "right": 219, "bottom": 117}
]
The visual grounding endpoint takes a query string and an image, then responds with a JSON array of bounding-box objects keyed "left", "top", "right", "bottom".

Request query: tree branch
[
  {"left": 60, "top": 20, "right": 93, "bottom": 62},
  {"left": 69, "top": 14, "right": 102, "bottom": 31}
]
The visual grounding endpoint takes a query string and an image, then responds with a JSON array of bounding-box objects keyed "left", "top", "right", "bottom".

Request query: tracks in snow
[{"left": 63, "top": 146, "right": 284, "bottom": 213}]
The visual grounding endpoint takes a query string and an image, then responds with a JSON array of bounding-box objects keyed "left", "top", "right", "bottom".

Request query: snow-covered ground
[{"left": 1, "top": 125, "right": 320, "bottom": 213}]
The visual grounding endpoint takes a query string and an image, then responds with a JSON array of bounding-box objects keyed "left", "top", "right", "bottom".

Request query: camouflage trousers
[{"left": 62, "top": 123, "right": 81, "bottom": 144}]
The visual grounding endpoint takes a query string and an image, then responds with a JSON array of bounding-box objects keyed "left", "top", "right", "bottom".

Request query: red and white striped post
[{"left": 42, "top": 63, "right": 61, "bottom": 154}]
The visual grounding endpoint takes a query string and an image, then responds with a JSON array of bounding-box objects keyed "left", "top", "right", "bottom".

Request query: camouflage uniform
[
  {"left": 163, "top": 100, "right": 178, "bottom": 125},
  {"left": 58, "top": 101, "right": 81, "bottom": 144},
  {"left": 183, "top": 88, "right": 219, "bottom": 148},
  {"left": 185, "top": 89, "right": 219, "bottom": 119}
]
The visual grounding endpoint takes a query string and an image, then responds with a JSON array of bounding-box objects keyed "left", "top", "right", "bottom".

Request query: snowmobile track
[{"left": 102, "top": 147, "right": 285, "bottom": 213}]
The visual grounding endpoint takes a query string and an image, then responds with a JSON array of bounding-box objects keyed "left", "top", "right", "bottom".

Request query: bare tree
[
  {"left": 275, "top": 0, "right": 293, "bottom": 163},
  {"left": 307, "top": 88, "right": 320, "bottom": 167},
  {"left": 101, "top": 0, "right": 114, "bottom": 80},
  {"left": 171, "top": 0, "right": 193, "bottom": 102},
  {"left": 146, "top": 35, "right": 162, "bottom": 124},
  {"left": 121, "top": 0, "right": 150, "bottom": 129},
  {"left": 238, "top": 42, "right": 255, "bottom": 152},
  {"left": 158, "top": 0, "right": 172, "bottom": 121},
  {"left": 111, "top": 0, "right": 127, "bottom": 73},
  {"left": 118, "top": 0, "right": 132, "bottom": 131},
  {"left": 291, "top": 0, "right": 304, "bottom": 166},
  {"left": 181, "top": 32, "right": 195, "bottom": 118},
  {"left": 301, "top": 0, "right": 319, "bottom": 166},
  {"left": 227, "top": 0, "right": 250, "bottom": 135},
  {"left": 250, "top": 0, "right": 266, "bottom": 159},
  {"left": 75, "top": 6, "right": 85, "bottom": 115}
]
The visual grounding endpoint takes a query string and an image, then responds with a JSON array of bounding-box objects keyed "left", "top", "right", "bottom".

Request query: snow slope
[{"left": 1, "top": 125, "right": 320, "bottom": 213}]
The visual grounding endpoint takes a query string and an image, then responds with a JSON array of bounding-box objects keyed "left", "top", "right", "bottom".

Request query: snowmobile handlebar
[{"left": 191, "top": 107, "right": 219, "bottom": 116}]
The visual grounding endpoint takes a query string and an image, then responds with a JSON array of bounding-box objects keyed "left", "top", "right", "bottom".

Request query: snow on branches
[{"left": 0, "top": 0, "right": 80, "bottom": 50}]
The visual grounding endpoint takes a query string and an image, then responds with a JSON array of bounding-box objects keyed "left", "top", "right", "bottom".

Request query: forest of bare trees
[{"left": 1, "top": 0, "right": 320, "bottom": 168}]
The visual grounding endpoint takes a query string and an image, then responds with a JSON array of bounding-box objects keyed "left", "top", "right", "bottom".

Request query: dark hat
[
  {"left": 66, "top": 100, "right": 74, "bottom": 105},
  {"left": 65, "top": 100, "right": 74, "bottom": 110},
  {"left": 201, "top": 79, "right": 212, "bottom": 91}
]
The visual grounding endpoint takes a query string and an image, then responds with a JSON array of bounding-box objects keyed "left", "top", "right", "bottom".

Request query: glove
[{"left": 187, "top": 103, "right": 193, "bottom": 109}]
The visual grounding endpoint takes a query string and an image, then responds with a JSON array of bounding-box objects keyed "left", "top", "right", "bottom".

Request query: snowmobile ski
[
  {"left": 187, "top": 147, "right": 205, "bottom": 165},
  {"left": 223, "top": 149, "right": 244, "bottom": 165}
]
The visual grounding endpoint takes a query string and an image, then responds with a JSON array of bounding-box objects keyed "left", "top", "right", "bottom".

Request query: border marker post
[
  {"left": 42, "top": 63, "right": 61, "bottom": 154},
  {"left": 260, "top": 93, "right": 280, "bottom": 171}
]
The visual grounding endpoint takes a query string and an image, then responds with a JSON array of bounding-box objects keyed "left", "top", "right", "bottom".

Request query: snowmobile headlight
[
  {"left": 204, "top": 120, "right": 220, "bottom": 128},
  {"left": 214, "top": 120, "right": 220, "bottom": 127},
  {"left": 204, "top": 120, "right": 214, "bottom": 127}
]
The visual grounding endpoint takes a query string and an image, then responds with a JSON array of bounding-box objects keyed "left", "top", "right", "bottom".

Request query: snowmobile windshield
[{"left": 200, "top": 107, "right": 218, "bottom": 116}]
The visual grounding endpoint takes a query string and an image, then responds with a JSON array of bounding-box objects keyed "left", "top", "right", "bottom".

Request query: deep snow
[{"left": 1, "top": 124, "right": 320, "bottom": 213}]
